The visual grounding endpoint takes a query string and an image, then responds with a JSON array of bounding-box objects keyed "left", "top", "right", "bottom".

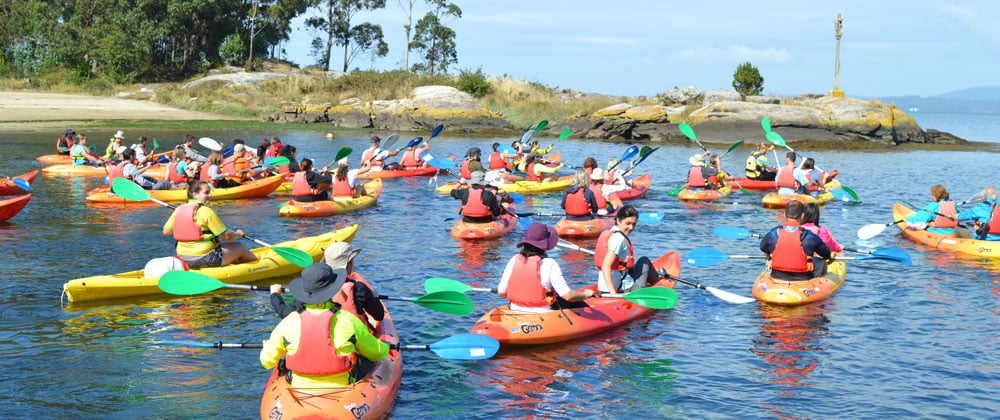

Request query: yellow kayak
[
  {"left": 752, "top": 261, "right": 846, "bottom": 305},
  {"left": 61, "top": 224, "right": 359, "bottom": 302},
  {"left": 85, "top": 175, "right": 284, "bottom": 204},
  {"left": 278, "top": 179, "right": 382, "bottom": 217},
  {"left": 893, "top": 202, "right": 1000, "bottom": 258},
  {"left": 436, "top": 176, "right": 572, "bottom": 195}
]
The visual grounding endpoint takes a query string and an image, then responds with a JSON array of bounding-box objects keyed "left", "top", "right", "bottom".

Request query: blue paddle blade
[
  {"left": 829, "top": 188, "right": 852, "bottom": 202},
  {"left": 686, "top": 247, "right": 730, "bottom": 266},
  {"left": 158, "top": 340, "right": 217, "bottom": 348},
  {"left": 499, "top": 145, "right": 515, "bottom": 154},
  {"left": 12, "top": 178, "right": 30, "bottom": 191},
  {"left": 713, "top": 226, "right": 751, "bottom": 240},
  {"left": 157, "top": 155, "right": 169, "bottom": 164},
  {"left": 508, "top": 193, "right": 525, "bottom": 204},
  {"left": 222, "top": 146, "right": 233, "bottom": 158},
  {"left": 430, "top": 334, "right": 500, "bottom": 360},
  {"left": 621, "top": 145, "right": 640, "bottom": 161},
  {"left": 637, "top": 212, "right": 664, "bottom": 224},
  {"left": 517, "top": 217, "right": 534, "bottom": 230},
  {"left": 406, "top": 136, "right": 423, "bottom": 148},
  {"left": 870, "top": 248, "right": 912, "bottom": 265},
  {"left": 427, "top": 158, "right": 455, "bottom": 169},
  {"left": 263, "top": 156, "right": 275, "bottom": 165},
  {"left": 430, "top": 124, "right": 444, "bottom": 139}
]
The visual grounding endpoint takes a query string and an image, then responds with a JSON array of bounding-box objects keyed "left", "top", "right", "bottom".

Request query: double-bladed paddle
[
  {"left": 198, "top": 137, "right": 223, "bottom": 152},
  {"left": 607, "top": 145, "right": 641, "bottom": 173},
  {"left": 110, "top": 178, "right": 312, "bottom": 268},
  {"left": 714, "top": 226, "right": 911, "bottom": 264},
  {"left": 157, "top": 271, "right": 474, "bottom": 315},
  {"left": 558, "top": 128, "right": 572, "bottom": 140},
  {"left": 423, "top": 124, "right": 445, "bottom": 147},
  {"left": 686, "top": 246, "right": 911, "bottom": 266},
  {"left": 535, "top": 120, "right": 549, "bottom": 133},
  {"left": 158, "top": 333, "right": 500, "bottom": 360},
  {"left": 722, "top": 141, "right": 744, "bottom": 158},
  {"left": 422, "top": 275, "right": 678, "bottom": 310},
  {"left": 380, "top": 133, "right": 401, "bottom": 151},
  {"left": 678, "top": 122, "right": 707, "bottom": 152},
  {"left": 322, "top": 147, "right": 354, "bottom": 171}
]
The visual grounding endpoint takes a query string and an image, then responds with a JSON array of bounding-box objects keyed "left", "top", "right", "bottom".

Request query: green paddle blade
[
  {"left": 267, "top": 156, "right": 291, "bottom": 167},
  {"left": 412, "top": 291, "right": 474, "bottom": 315},
  {"left": 535, "top": 120, "right": 549, "bottom": 132},
  {"left": 335, "top": 147, "right": 352, "bottom": 161},
  {"left": 667, "top": 186, "right": 684, "bottom": 197},
  {"left": 269, "top": 246, "right": 313, "bottom": 268},
  {"left": 153, "top": 138, "right": 159, "bottom": 149},
  {"left": 842, "top": 185, "right": 859, "bottom": 201},
  {"left": 761, "top": 117, "right": 772, "bottom": 133},
  {"left": 425, "top": 277, "right": 473, "bottom": 294},
  {"left": 678, "top": 122, "right": 697, "bottom": 140},
  {"left": 724, "top": 141, "right": 744, "bottom": 157},
  {"left": 111, "top": 178, "right": 152, "bottom": 201},
  {"left": 765, "top": 131, "right": 786, "bottom": 148},
  {"left": 158, "top": 271, "right": 226, "bottom": 295},
  {"left": 620, "top": 287, "right": 678, "bottom": 310},
  {"left": 558, "top": 128, "right": 572, "bottom": 140}
]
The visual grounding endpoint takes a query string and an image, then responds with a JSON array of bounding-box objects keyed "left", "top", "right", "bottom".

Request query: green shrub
[
  {"left": 219, "top": 34, "right": 244, "bottom": 66},
  {"left": 457, "top": 67, "right": 493, "bottom": 98},
  {"left": 732, "top": 61, "right": 764, "bottom": 97}
]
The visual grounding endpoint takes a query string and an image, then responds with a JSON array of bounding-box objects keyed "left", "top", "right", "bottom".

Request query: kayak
[
  {"left": 85, "top": 174, "right": 284, "bottom": 204},
  {"left": 760, "top": 181, "right": 842, "bottom": 209},
  {"left": 359, "top": 166, "right": 442, "bottom": 179},
  {"left": 892, "top": 202, "right": 1000, "bottom": 258},
  {"left": 436, "top": 176, "right": 573, "bottom": 195},
  {"left": 37, "top": 151, "right": 169, "bottom": 166},
  {"left": 61, "top": 224, "right": 359, "bottom": 302},
  {"left": 469, "top": 251, "right": 679, "bottom": 346},
  {"left": 0, "top": 170, "right": 38, "bottom": 195},
  {"left": 278, "top": 179, "right": 382, "bottom": 217},
  {"left": 0, "top": 194, "right": 31, "bottom": 222},
  {"left": 732, "top": 177, "right": 776, "bottom": 191},
  {"left": 259, "top": 275, "right": 402, "bottom": 420},
  {"left": 752, "top": 260, "right": 847, "bottom": 305},
  {"left": 678, "top": 185, "right": 733, "bottom": 202},
  {"left": 554, "top": 215, "right": 615, "bottom": 238},
  {"left": 612, "top": 173, "right": 651, "bottom": 201},
  {"left": 450, "top": 210, "right": 518, "bottom": 239},
  {"left": 43, "top": 163, "right": 168, "bottom": 178}
]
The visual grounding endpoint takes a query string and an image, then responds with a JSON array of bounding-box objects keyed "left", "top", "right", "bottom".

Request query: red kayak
[
  {"left": 612, "top": 173, "right": 651, "bottom": 201},
  {"left": 358, "top": 166, "right": 443, "bottom": 179},
  {"left": 0, "top": 194, "right": 31, "bottom": 222},
  {"left": 731, "top": 177, "right": 776, "bottom": 191},
  {"left": 0, "top": 170, "right": 38, "bottom": 195}
]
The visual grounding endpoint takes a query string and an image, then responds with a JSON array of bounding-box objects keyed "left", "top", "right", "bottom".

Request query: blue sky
[{"left": 283, "top": 1, "right": 1000, "bottom": 98}]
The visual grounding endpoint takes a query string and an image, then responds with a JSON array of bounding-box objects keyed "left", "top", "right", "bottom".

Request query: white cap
[
  {"left": 591, "top": 168, "right": 606, "bottom": 180},
  {"left": 233, "top": 144, "right": 245, "bottom": 153},
  {"left": 338, "top": 157, "right": 350, "bottom": 166},
  {"left": 114, "top": 130, "right": 125, "bottom": 139}
]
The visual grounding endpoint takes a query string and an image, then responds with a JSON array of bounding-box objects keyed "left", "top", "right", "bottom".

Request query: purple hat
[{"left": 516, "top": 222, "right": 559, "bottom": 251}]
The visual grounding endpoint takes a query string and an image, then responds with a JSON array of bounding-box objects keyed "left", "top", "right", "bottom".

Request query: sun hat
[
  {"left": 590, "top": 168, "right": 606, "bottom": 180},
  {"left": 287, "top": 263, "right": 348, "bottom": 304},
  {"left": 517, "top": 222, "right": 559, "bottom": 250},
  {"left": 114, "top": 130, "right": 125, "bottom": 139},
  {"left": 688, "top": 154, "right": 706, "bottom": 166},
  {"left": 324, "top": 241, "right": 362, "bottom": 270},
  {"left": 338, "top": 157, "right": 350, "bottom": 166},
  {"left": 233, "top": 144, "right": 245, "bottom": 153},
  {"left": 469, "top": 170, "right": 486, "bottom": 185}
]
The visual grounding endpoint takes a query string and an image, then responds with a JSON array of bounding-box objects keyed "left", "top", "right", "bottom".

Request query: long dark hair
[
  {"left": 802, "top": 203, "right": 821, "bottom": 226},
  {"left": 616, "top": 205, "right": 638, "bottom": 222},
  {"left": 519, "top": 244, "right": 547, "bottom": 259}
]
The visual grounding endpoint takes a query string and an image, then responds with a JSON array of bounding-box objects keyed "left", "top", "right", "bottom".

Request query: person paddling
[
  {"left": 595, "top": 206, "right": 660, "bottom": 293},
  {"left": 759, "top": 201, "right": 833, "bottom": 280},
  {"left": 745, "top": 142, "right": 777, "bottom": 181},
  {"left": 458, "top": 147, "right": 486, "bottom": 181},
  {"left": 774, "top": 152, "right": 806, "bottom": 195},
  {"left": 330, "top": 157, "right": 370, "bottom": 199},
  {"left": 497, "top": 222, "right": 594, "bottom": 313},
  {"left": 561, "top": 169, "right": 599, "bottom": 221},
  {"left": 290, "top": 158, "right": 332, "bottom": 203},
  {"left": 957, "top": 186, "right": 1000, "bottom": 241},
  {"left": 161, "top": 180, "right": 258, "bottom": 269},
  {"left": 451, "top": 171, "right": 502, "bottom": 223},
  {"left": 906, "top": 184, "right": 970, "bottom": 238},
  {"left": 56, "top": 129, "right": 75, "bottom": 155}
]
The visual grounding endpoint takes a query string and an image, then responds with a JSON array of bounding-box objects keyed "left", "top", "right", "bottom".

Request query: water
[{"left": 2, "top": 126, "right": 999, "bottom": 418}]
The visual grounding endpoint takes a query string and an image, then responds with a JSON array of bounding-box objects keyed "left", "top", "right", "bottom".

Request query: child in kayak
[
  {"left": 801, "top": 203, "right": 843, "bottom": 253},
  {"left": 595, "top": 206, "right": 659, "bottom": 293}
]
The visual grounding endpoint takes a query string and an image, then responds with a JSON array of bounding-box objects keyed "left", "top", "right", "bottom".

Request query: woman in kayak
[
  {"left": 906, "top": 184, "right": 970, "bottom": 238},
  {"left": 497, "top": 222, "right": 594, "bottom": 313},
  {"left": 162, "top": 180, "right": 258, "bottom": 268},
  {"left": 561, "top": 169, "right": 598, "bottom": 221},
  {"left": 291, "top": 158, "right": 332, "bottom": 203},
  {"left": 595, "top": 205, "right": 660, "bottom": 293},
  {"left": 331, "top": 157, "right": 369, "bottom": 199},
  {"left": 801, "top": 203, "right": 843, "bottom": 253}
]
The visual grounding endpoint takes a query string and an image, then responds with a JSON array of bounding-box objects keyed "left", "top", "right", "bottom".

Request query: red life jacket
[
  {"left": 332, "top": 277, "right": 358, "bottom": 318},
  {"left": 265, "top": 143, "right": 282, "bottom": 159},
  {"left": 932, "top": 201, "right": 958, "bottom": 228},
  {"left": 276, "top": 164, "right": 290, "bottom": 176},
  {"left": 332, "top": 176, "right": 354, "bottom": 199},
  {"left": 284, "top": 310, "right": 353, "bottom": 376},
  {"left": 401, "top": 149, "right": 422, "bottom": 169},
  {"left": 461, "top": 187, "right": 491, "bottom": 217},
  {"left": 564, "top": 187, "right": 592, "bottom": 216},
  {"left": 988, "top": 204, "right": 1000, "bottom": 234},
  {"left": 459, "top": 159, "right": 472, "bottom": 179},
  {"left": 173, "top": 203, "right": 208, "bottom": 242},
  {"left": 525, "top": 163, "right": 541, "bottom": 181},
  {"left": 770, "top": 226, "right": 812, "bottom": 273},
  {"left": 507, "top": 255, "right": 550, "bottom": 307},
  {"left": 361, "top": 147, "right": 385, "bottom": 167},
  {"left": 594, "top": 230, "right": 634, "bottom": 270},
  {"left": 221, "top": 156, "right": 236, "bottom": 174},
  {"left": 107, "top": 162, "right": 126, "bottom": 185},
  {"left": 775, "top": 165, "right": 799, "bottom": 190},
  {"left": 291, "top": 172, "right": 316, "bottom": 197},
  {"left": 199, "top": 163, "right": 213, "bottom": 181},
  {"left": 687, "top": 166, "right": 707, "bottom": 188},
  {"left": 488, "top": 152, "right": 506, "bottom": 170},
  {"left": 166, "top": 161, "right": 185, "bottom": 184},
  {"left": 589, "top": 184, "right": 607, "bottom": 210}
]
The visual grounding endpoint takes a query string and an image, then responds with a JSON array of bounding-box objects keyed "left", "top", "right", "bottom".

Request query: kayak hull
[
  {"left": 450, "top": 212, "right": 518, "bottom": 239},
  {"left": 359, "top": 166, "right": 441, "bottom": 179},
  {"left": 613, "top": 173, "right": 651, "bottom": 201},
  {"left": 259, "top": 276, "right": 401, "bottom": 420},
  {"left": 893, "top": 202, "right": 1000, "bottom": 258},
  {"left": 554, "top": 216, "right": 614, "bottom": 238},
  {"left": 86, "top": 175, "right": 284, "bottom": 204},
  {"left": 732, "top": 177, "right": 776, "bottom": 191},
  {"left": 469, "top": 251, "right": 679, "bottom": 346},
  {"left": 752, "top": 261, "right": 846, "bottom": 305},
  {"left": 0, "top": 170, "right": 38, "bottom": 195},
  {"left": 436, "top": 176, "right": 572, "bottom": 195},
  {"left": 0, "top": 194, "right": 31, "bottom": 222},
  {"left": 61, "top": 224, "right": 359, "bottom": 302},
  {"left": 678, "top": 185, "right": 733, "bottom": 202},
  {"left": 279, "top": 179, "right": 382, "bottom": 217},
  {"left": 43, "top": 163, "right": 168, "bottom": 178},
  {"left": 761, "top": 191, "right": 834, "bottom": 208}
]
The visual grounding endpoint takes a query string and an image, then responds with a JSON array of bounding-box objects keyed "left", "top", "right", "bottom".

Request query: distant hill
[
  {"left": 880, "top": 87, "right": 1000, "bottom": 114},
  {"left": 933, "top": 86, "right": 1000, "bottom": 101}
]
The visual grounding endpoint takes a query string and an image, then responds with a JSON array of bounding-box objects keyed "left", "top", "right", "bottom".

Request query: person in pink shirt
[{"left": 800, "top": 203, "right": 843, "bottom": 253}]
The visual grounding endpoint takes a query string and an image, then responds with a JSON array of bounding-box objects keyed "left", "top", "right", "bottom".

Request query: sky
[{"left": 280, "top": 1, "right": 1000, "bottom": 98}]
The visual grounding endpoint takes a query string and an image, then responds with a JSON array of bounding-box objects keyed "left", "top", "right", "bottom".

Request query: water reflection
[{"left": 750, "top": 303, "right": 833, "bottom": 405}]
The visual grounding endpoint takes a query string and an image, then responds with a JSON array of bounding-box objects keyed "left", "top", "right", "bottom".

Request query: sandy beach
[{"left": 0, "top": 91, "right": 238, "bottom": 128}]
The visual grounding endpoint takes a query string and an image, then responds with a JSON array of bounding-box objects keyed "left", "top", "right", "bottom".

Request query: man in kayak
[
  {"left": 497, "top": 222, "right": 594, "bottom": 313},
  {"left": 260, "top": 263, "right": 390, "bottom": 388},
  {"left": 774, "top": 152, "right": 807, "bottom": 195},
  {"left": 451, "top": 171, "right": 502, "bottom": 223},
  {"left": 182, "top": 134, "right": 208, "bottom": 163},
  {"left": 360, "top": 136, "right": 399, "bottom": 170},
  {"left": 957, "top": 186, "right": 1000, "bottom": 241},
  {"left": 161, "top": 180, "right": 258, "bottom": 268},
  {"left": 458, "top": 147, "right": 486, "bottom": 182},
  {"left": 759, "top": 201, "right": 833, "bottom": 280},
  {"left": 745, "top": 142, "right": 777, "bottom": 181}
]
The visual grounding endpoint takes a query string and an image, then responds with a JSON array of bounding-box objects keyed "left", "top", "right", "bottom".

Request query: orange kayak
[
  {"left": 761, "top": 190, "right": 834, "bottom": 208},
  {"left": 892, "top": 202, "right": 1000, "bottom": 258},
  {"left": 0, "top": 194, "right": 31, "bottom": 222},
  {"left": 0, "top": 170, "right": 38, "bottom": 195},
  {"left": 43, "top": 163, "right": 168, "bottom": 178},
  {"left": 450, "top": 211, "right": 518, "bottom": 239},
  {"left": 85, "top": 175, "right": 284, "bottom": 204},
  {"left": 278, "top": 179, "right": 382, "bottom": 217},
  {"left": 554, "top": 215, "right": 614, "bottom": 238},
  {"left": 469, "top": 251, "right": 679, "bottom": 346},
  {"left": 36, "top": 154, "right": 73, "bottom": 165},
  {"left": 752, "top": 261, "right": 846, "bottom": 305},
  {"left": 259, "top": 275, "right": 402, "bottom": 420},
  {"left": 678, "top": 185, "right": 732, "bottom": 202}
]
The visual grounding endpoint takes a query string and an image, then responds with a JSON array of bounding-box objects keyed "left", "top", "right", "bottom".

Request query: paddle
[
  {"left": 558, "top": 128, "right": 572, "bottom": 140},
  {"left": 263, "top": 156, "right": 291, "bottom": 167},
  {"left": 841, "top": 185, "right": 859, "bottom": 201},
  {"left": 322, "top": 147, "right": 354, "bottom": 171},
  {"left": 12, "top": 178, "right": 30, "bottom": 191},
  {"left": 422, "top": 275, "right": 677, "bottom": 310},
  {"left": 765, "top": 131, "right": 793, "bottom": 152},
  {"left": 535, "top": 120, "right": 549, "bottom": 133},
  {"left": 667, "top": 186, "right": 684, "bottom": 197},
  {"left": 959, "top": 190, "right": 987, "bottom": 206},
  {"left": 110, "top": 178, "right": 312, "bottom": 268},
  {"left": 714, "top": 226, "right": 911, "bottom": 262},
  {"left": 686, "top": 246, "right": 912, "bottom": 266},
  {"left": 637, "top": 212, "right": 665, "bottom": 224},
  {"left": 380, "top": 133, "right": 401, "bottom": 151},
  {"left": 159, "top": 333, "right": 500, "bottom": 360},
  {"left": 722, "top": 141, "right": 744, "bottom": 158},
  {"left": 902, "top": 200, "right": 957, "bottom": 221},
  {"left": 607, "top": 145, "right": 640, "bottom": 173},
  {"left": 157, "top": 271, "right": 474, "bottom": 315},
  {"left": 678, "top": 122, "right": 707, "bottom": 152},
  {"left": 520, "top": 129, "right": 536, "bottom": 144},
  {"left": 857, "top": 221, "right": 903, "bottom": 240},
  {"left": 423, "top": 124, "right": 445, "bottom": 147},
  {"left": 198, "top": 137, "right": 223, "bottom": 152},
  {"left": 829, "top": 188, "right": 856, "bottom": 203}
]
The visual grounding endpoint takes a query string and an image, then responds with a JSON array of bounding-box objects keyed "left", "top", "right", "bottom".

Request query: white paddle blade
[
  {"left": 199, "top": 137, "right": 223, "bottom": 151},
  {"left": 857, "top": 223, "right": 888, "bottom": 240},
  {"left": 706, "top": 287, "right": 756, "bottom": 304}
]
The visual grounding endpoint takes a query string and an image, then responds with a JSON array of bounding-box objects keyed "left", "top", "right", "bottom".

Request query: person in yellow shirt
[
  {"left": 161, "top": 180, "right": 258, "bottom": 268},
  {"left": 260, "top": 263, "right": 390, "bottom": 387}
]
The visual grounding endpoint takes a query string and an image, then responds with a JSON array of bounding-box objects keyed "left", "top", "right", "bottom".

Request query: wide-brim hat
[
  {"left": 688, "top": 154, "right": 705, "bottom": 166},
  {"left": 590, "top": 168, "right": 606, "bottom": 180},
  {"left": 324, "top": 241, "right": 362, "bottom": 270},
  {"left": 517, "top": 222, "right": 559, "bottom": 251},
  {"left": 288, "top": 263, "right": 348, "bottom": 304},
  {"left": 469, "top": 170, "right": 486, "bottom": 185},
  {"left": 114, "top": 130, "right": 125, "bottom": 139}
]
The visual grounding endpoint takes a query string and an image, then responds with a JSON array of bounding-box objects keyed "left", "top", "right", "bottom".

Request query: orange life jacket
[
  {"left": 507, "top": 255, "right": 550, "bottom": 307},
  {"left": 332, "top": 176, "right": 354, "bottom": 199},
  {"left": 461, "top": 187, "right": 491, "bottom": 218},
  {"left": 525, "top": 163, "right": 541, "bottom": 181},
  {"left": 173, "top": 203, "right": 208, "bottom": 242},
  {"left": 589, "top": 184, "right": 607, "bottom": 210},
  {"left": 332, "top": 277, "right": 358, "bottom": 318},
  {"left": 775, "top": 165, "right": 799, "bottom": 190},
  {"left": 687, "top": 166, "right": 707, "bottom": 188},
  {"left": 459, "top": 159, "right": 472, "bottom": 179},
  {"left": 361, "top": 147, "right": 383, "bottom": 167},
  {"left": 276, "top": 164, "right": 290, "bottom": 176},
  {"left": 284, "top": 310, "right": 353, "bottom": 375},
  {"left": 594, "top": 229, "right": 634, "bottom": 270},
  {"left": 107, "top": 162, "right": 126, "bottom": 185},
  {"left": 988, "top": 204, "right": 1000, "bottom": 234},
  {"left": 770, "top": 226, "right": 812, "bottom": 273},
  {"left": 401, "top": 149, "right": 422, "bottom": 169},
  {"left": 488, "top": 151, "right": 506, "bottom": 170},
  {"left": 166, "top": 161, "right": 186, "bottom": 184},
  {"left": 292, "top": 172, "right": 316, "bottom": 197},
  {"left": 932, "top": 201, "right": 958, "bottom": 228},
  {"left": 564, "top": 187, "right": 592, "bottom": 216}
]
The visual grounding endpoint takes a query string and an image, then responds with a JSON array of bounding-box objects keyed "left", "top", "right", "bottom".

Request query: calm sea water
[{"left": 1, "top": 117, "right": 998, "bottom": 418}]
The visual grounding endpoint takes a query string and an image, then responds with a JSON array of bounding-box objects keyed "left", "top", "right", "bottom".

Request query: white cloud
[{"left": 674, "top": 45, "right": 792, "bottom": 64}]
